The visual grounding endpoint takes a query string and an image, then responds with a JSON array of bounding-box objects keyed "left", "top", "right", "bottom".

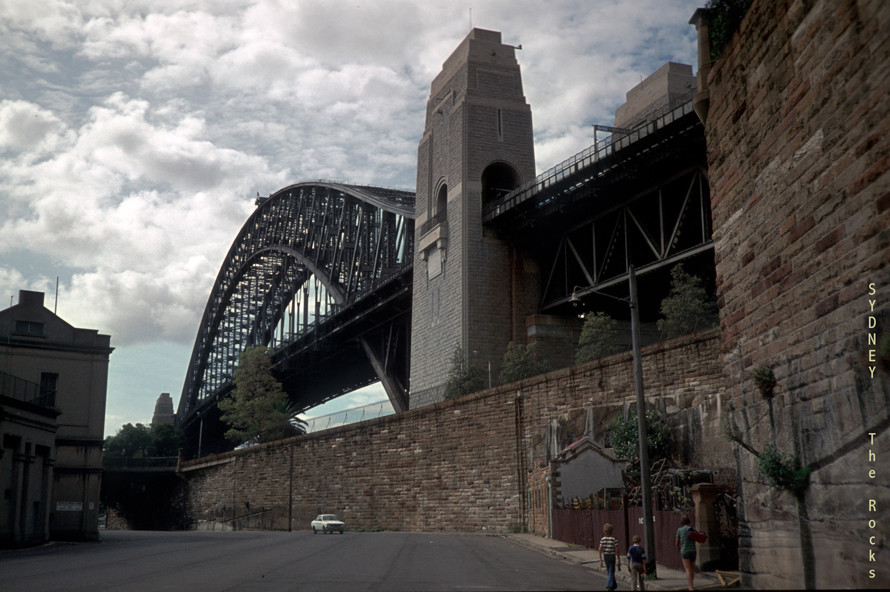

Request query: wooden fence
[{"left": 552, "top": 507, "right": 694, "bottom": 571}]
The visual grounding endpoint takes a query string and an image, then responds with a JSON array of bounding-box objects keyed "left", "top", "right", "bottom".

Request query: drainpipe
[{"left": 546, "top": 475, "right": 553, "bottom": 539}]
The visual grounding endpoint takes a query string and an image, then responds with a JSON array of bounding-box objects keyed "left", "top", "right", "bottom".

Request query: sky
[{"left": 0, "top": 0, "right": 702, "bottom": 436}]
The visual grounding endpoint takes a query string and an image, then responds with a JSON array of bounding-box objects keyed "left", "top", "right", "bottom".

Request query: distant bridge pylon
[{"left": 176, "top": 181, "right": 414, "bottom": 452}]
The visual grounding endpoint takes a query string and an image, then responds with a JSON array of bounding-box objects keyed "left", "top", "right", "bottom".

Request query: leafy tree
[
  {"left": 443, "top": 344, "right": 485, "bottom": 400},
  {"left": 103, "top": 423, "right": 154, "bottom": 461},
  {"left": 150, "top": 423, "right": 187, "bottom": 456},
  {"left": 103, "top": 422, "right": 185, "bottom": 462},
  {"left": 609, "top": 410, "right": 672, "bottom": 465},
  {"left": 575, "top": 312, "right": 622, "bottom": 364},
  {"left": 218, "top": 346, "right": 307, "bottom": 444},
  {"left": 499, "top": 341, "right": 549, "bottom": 384},
  {"left": 656, "top": 265, "right": 718, "bottom": 339}
]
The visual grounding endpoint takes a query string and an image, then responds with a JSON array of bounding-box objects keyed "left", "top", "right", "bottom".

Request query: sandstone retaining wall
[{"left": 180, "top": 329, "right": 728, "bottom": 536}]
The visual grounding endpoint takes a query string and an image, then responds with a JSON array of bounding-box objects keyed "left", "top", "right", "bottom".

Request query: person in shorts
[
  {"left": 626, "top": 534, "right": 647, "bottom": 591},
  {"left": 675, "top": 514, "right": 696, "bottom": 590}
]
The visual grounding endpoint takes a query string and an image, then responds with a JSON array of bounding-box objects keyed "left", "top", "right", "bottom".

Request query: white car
[{"left": 311, "top": 514, "right": 345, "bottom": 534}]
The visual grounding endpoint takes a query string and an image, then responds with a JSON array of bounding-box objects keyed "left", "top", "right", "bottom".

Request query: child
[
  {"left": 598, "top": 523, "right": 620, "bottom": 591},
  {"left": 626, "top": 534, "right": 647, "bottom": 591}
]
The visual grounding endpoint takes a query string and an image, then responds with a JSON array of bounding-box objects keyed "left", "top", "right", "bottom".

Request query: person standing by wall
[
  {"left": 598, "top": 522, "right": 620, "bottom": 591},
  {"left": 675, "top": 514, "right": 696, "bottom": 590}
]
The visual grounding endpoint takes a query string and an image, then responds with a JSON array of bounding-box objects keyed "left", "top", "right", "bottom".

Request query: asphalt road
[{"left": 0, "top": 530, "right": 603, "bottom": 592}]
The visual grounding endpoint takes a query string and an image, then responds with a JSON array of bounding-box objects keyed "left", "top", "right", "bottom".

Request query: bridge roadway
[
  {"left": 0, "top": 530, "right": 600, "bottom": 592},
  {"left": 177, "top": 100, "right": 710, "bottom": 455}
]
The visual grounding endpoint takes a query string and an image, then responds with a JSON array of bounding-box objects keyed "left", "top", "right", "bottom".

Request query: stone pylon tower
[
  {"left": 151, "top": 392, "right": 176, "bottom": 426},
  {"left": 410, "top": 29, "right": 537, "bottom": 407}
]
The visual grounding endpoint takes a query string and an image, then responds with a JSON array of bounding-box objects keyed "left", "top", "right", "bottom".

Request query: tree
[
  {"left": 609, "top": 410, "right": 672, "bottom": 465},
  {"left": 218, "top": 346, "right": 307, "bottom": 445},
  {"left": 499, "top": 341, "right": 549, "bottom": 384},
  {"left": 575, "top": 312, "right": 622, "bottom": 364},
  {"left": 103, "top": 422, "right": 185, "bottom": 462},
  {"left": 656, "top": 264, "right": 718, "bottom": 339},
  {"left": 443, "top": 344, "right": 485, "bottom": 400}
]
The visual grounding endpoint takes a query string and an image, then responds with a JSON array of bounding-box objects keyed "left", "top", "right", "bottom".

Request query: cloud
[
  {"left": 0, "top": 100, "right": 67, "bottom": 154},
  {"left": 0, "top": 0, "right": 703, "bottom": 431}
]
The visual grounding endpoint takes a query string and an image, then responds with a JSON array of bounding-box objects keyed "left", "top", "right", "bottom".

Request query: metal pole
[
  {"left": 629, "top": 265, "right": 656, "bottom": 577},
  {"left": 197, "top": 412, "right": 203, "bottom": 458},
  {"left": 546, "top": 475, "right": 553, "bottom": 539},
  {"left": 288, "top": 444, "right": 294, "bottom": 532}
]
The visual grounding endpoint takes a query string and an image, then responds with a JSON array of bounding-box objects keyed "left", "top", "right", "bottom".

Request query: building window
[
  {"left": 39, "top": 373, "right": 58, "bottom": 407},
  {"left": 435, "top": 183, "right": 448, "bottom": 224},
  {"left": 15, "top": 320, "right": 44, "bottom": 336}
]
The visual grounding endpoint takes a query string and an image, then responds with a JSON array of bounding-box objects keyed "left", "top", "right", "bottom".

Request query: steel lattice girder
[
  {"left": 540, "top": 166, "right": 713, "bottom": 309},
  {"left": 177, "top": 182, "right": 415, "bottom": 428}
]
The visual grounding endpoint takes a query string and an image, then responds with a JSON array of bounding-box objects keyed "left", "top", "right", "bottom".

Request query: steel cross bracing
[
  {"left": 177, "top": 181, "right": 414, "bottom": 431},
  {"left": 540, "top": 166, "right": 712, "bottom": 309},
  {"left": 483, "top": 101, "right": 712, "bottom": 310}
]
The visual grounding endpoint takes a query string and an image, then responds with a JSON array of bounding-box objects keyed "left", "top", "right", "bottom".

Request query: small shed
[{"left": 552, "top": 437, "right": 625, "bottom": 507}]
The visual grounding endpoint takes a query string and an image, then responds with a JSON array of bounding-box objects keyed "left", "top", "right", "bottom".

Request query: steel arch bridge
[{"left": 176, "top": 181, "right": 414, "bottom": 449}]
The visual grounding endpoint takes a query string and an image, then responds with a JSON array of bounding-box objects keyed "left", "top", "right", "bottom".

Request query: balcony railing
[{"left": 0, "top": 371, "right": 55, "bottom": 408}]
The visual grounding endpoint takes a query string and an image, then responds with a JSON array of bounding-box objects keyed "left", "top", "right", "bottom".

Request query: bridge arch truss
[{"left": 176, "top": 181, "right": 415, "bottom": 434}]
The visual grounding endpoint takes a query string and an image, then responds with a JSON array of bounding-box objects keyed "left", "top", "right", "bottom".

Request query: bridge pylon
[{"left": 410, "top": 29, "right": 539, "bottom": 407}]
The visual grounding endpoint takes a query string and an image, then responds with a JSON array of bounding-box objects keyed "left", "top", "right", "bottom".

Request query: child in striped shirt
[{"left": 598, "top": 523, "right": 620, "bottom": 591}]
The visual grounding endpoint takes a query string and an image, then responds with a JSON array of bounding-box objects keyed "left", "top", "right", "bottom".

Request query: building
[
  {"left": 0, "top": 371, "right": 59, "bottom": 546},
  {"left": 0, "top": 290, "right": 112, "bottom": 544},
  {"left": 151, "top": 392, "right": 175, "bottom": 426},
  {"left": 550, "top": 437, "right": 625, "bottom": 508},
  {"left": 613, "top": 61, "right": 696, "bottom": 130}
]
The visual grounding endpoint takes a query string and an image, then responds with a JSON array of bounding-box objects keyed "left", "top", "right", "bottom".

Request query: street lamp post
[
  {"left": 629, "top": 265, "right": 657, "bottom": 577},
  {"left": 571, "top": 268, "right": 656, "bottom": 576}
]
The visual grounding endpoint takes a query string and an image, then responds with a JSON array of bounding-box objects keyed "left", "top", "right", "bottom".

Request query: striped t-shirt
[{"left": 600, "top": 536, "right": 618, "bottom": 555}]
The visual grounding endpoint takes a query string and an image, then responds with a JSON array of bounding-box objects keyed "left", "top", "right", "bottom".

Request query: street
[{"left": 0, "top": 530, "right": 603, "bottom": 591}]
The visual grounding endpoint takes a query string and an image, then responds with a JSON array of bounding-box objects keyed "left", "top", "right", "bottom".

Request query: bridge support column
[
  {"left": 409, "top": 29, "right": 538, "bottom": 407},
  {"left": 360, "top": 338, "right": 408, "bottom": 413}
]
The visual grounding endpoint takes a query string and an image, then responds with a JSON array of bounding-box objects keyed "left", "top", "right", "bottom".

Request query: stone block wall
[
  {"left": 410, "top": 29, "right": 537, "bottom": 407},
  {"left": 701, "top": 0, "right": 890, "bottom": 587},
  {"left": 180, "top": 330, "right": 728, "bottom": 538}
]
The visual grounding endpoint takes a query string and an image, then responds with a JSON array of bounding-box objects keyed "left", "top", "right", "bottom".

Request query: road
[{"left": 0, "top": 530, "right": 603, "bottom": 591}]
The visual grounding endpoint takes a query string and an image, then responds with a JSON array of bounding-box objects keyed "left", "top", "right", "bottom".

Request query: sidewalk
[{"left": 507, "top": 533, "right": 731, "bottom": 590}]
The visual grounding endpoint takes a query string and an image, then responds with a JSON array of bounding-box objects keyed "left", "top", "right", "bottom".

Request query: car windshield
[{"left": 323, "top": 515, "right": 339, "bottom": 521}]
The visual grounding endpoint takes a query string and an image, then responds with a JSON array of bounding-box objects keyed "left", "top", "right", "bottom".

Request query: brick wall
[
  {"left": 180, "top": 329, "right": 727, "bottom": 537},
  {"left": 702, "top": 0, "right": 890, "bottom": 588}
]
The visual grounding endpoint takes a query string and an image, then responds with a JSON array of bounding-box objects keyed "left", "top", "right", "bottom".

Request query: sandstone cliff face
[{"left": 701, "top": 0, "right": 890, "bottom": 587}]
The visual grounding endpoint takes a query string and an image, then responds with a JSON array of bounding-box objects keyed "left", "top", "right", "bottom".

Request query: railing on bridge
[
  {"left": 483, "top": 91, "right": 696, "bottom": 223},
  {"left": 102, "top": 456, "right": 179, "bottom": 470},
  {"left": 300, "top": 399, "right": 394, "bottom": 433}
]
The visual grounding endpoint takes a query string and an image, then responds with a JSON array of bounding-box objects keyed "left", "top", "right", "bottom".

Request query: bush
[
  {"left": 500, "top": 342, "right": 550, "bottom": 384},
  {"left": 758, "top": 444, "right": 810, "bottom": 498},
  {"left": 609, "top": 410, "right": 672, "bottom": 465},
  {"left": 706, "top": 0, "right": 753, "bottom": 61},
  {"left": 443, "top": 345, "right": 485, "bottom": 399}
]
